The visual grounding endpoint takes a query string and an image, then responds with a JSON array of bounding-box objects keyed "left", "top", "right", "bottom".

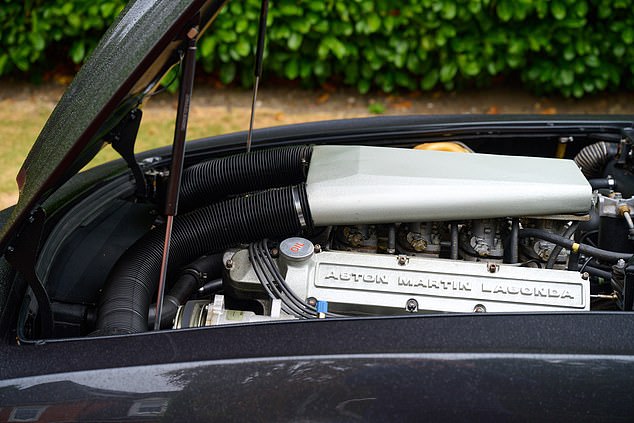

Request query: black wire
[
  {"left": 545, "top": 222, "right": 580, "bottom": 269},
  {"left": 519, "top": 259, "right": 542, "bottom": 268},
  {"left": 260, "top": 240, "right": 342, "bottom": 318},
  {"left": 520, "top": 228, "right": 633, "bottom": 262},
  {"left": 256, "top": 241, "right": 313, "bottom": 318},
  {"left": 250, "top": 241, "right": 313, "bottom": 318},
  {"left": 584, "top": 259, "right": 613, "bottom": 271},
  {"left": 579, "top": 256, "right": 593, "bottom": 274},
  {"left": 248, "top": 243, "right": 295, "bottom": 316},
  {"left": 579, "top": 229, "right": 599, "bottom": 245},
  {"left": 251, "top": 242, "right": 302, "bottom": 317},
  {"left": 249, "top": 240, "right": 344, "bottom": 319},
  {"left": 583, "top": 265, "right": 612, "bottom": 280},
  {"left": 259, "top": 241, "right": 316, "bottom": 316}
]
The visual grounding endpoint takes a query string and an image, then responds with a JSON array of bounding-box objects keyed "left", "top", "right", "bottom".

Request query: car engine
[
  {"left": 199, "top": 145, "right": 593, "bottom": 327},
  {"left": 137, "top": 142, "right": 626, "bottom": 331},
  {"left": 22, "top": 138, "right": 634, "bottom": 338}
]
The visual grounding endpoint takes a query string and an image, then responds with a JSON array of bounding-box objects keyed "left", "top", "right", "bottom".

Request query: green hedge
[
  {"left": 2, "top": 0, "right": 634, "bottom": 97},
  {"left": 0, "top": 1, "right": 126, "bottom": 75}
]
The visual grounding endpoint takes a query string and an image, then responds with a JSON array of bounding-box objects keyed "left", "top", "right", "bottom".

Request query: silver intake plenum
[{"left": 305, "top": 146, "right": 592, "bottom": 225}]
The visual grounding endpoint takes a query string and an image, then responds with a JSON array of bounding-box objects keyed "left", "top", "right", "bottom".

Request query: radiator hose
[
  {"left": 179, "top": 145, "right": 312, "bottom": 211},
  {"left": 95, "top": 185, "right": 312, "bottom": 335},
  {"left": 147, "top": 254, "right": 224, "bottom": 329}
]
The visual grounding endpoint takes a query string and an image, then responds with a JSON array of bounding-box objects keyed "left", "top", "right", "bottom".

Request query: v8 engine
[{"left": 168, "top": 145, "right": 619, "bottom": 328}]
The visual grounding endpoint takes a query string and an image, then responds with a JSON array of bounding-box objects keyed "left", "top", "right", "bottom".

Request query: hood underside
[{"left": 0, "top": 0, "right": 228, "bottom": 253}]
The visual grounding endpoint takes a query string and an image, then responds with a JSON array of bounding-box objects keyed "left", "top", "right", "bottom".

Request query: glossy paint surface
[
  {"left": 1, "top": 354, "right": 633, "bottom": 421},
  {"left": 1, "top": 313, "right": 634, "bottom": 420}
]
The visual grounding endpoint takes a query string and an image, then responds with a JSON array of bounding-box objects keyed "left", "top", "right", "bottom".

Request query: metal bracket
[
  {"left": 110, "top": 108, "right": 147, "bottom": 198},
  {"left": 4, "top": 207, "right": 54, "bottom": 338}
]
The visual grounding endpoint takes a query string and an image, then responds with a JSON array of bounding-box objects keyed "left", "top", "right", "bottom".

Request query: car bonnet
[{"left": 0, "top": 0, "right": 229, "bottom": 253}]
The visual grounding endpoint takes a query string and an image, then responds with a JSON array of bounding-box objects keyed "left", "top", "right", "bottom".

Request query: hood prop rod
[
  {"left": 154, "top": 27, "right": 199, "bottom": 331},
  {"left": 245, "top": 0, "right": 269, "bottom": 154}
]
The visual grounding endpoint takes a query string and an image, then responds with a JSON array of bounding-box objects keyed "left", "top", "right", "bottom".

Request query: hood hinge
[
  {"left": 109, "top": 108, "right": 147, "bottom": 198},
  {"left": 5, "top": 207, "right": 54, "bottom": 339}
]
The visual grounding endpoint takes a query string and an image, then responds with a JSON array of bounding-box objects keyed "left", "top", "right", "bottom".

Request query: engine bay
[{"left": 17, "top": 133, "right": 634, "bottom": 340}]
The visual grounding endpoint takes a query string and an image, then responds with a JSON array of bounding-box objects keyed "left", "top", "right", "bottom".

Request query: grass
[
  {"left": 0, "top": 97, "right": 245, "bottom": 208},
  {"left": 0, "top": 85, "right": 367, "bottom": 208},
  {"left": 0, "top": 97, "right": 52, "bottom": 207}
]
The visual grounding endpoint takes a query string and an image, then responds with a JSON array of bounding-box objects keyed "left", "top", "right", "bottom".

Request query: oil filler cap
[{"left": 279, "top": 237, "right": 314, "bottom": 262}]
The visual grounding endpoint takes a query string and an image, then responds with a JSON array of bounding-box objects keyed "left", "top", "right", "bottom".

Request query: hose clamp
[{"left": 291, "top": 186, "right": 307, "bottom": 228}]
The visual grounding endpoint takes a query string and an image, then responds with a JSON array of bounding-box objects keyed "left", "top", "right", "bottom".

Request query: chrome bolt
[
  {"left": 397, "top": 255, "right": 408, "bottom": 266},
  {"left": 314, "top": 244, "right": 322, "bottom": 253},
  {"left": 473, "top": 304, "right": 487, "bottom": 313},
  {"left": 487, "top": 263, "right": 499, "bottom": 273},
  {"left": 581, "top": 272, "right": 590, "bottom": 280},
  {"left": 225, "top": 259, "right": 234, "bottom": 269},
  {"left": 406, "top": 298, "right": 418, "bottom": 312},
  {"left": 307, "top": 297, "right": 317, "bottom": 307}
]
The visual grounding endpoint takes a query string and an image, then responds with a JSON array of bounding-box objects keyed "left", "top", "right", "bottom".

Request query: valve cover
[{"left": 227, "top": 246, "right": 590, "bottom": 314}]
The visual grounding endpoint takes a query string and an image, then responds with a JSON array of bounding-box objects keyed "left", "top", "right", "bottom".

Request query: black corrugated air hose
[
  {"left": 573, "top": 141, "right": 618, "bottom": 179},
  {"left": 147, "top": 253, "right": 224, "bottom": 329},
  {"left": 179, "top": 145, "right": 312, "bottom": 211},
  {"left": 94, "top": 184, "right": 312, "bottom": 335}
]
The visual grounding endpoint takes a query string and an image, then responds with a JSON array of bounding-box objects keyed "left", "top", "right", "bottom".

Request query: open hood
[{"left": 0, "top": 0, "right": 229, "bottom": 253}]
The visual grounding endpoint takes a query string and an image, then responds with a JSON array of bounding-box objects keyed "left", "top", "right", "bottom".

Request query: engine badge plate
[
  {"left": 227, "top": 249, "right": 590, "bottom": 314},
  {"left": 316, "top": 263, "right": 585, "bottom": 309},
  {"left": 301, "top": 251, "right": 590, "bottom": 313}
]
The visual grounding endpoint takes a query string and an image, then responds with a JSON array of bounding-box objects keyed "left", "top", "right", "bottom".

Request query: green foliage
[
  {"left": 368, "top": 101, "right": 386, "bottom": 114},
  {"left": 202, "top": 0, "right": 634, "bottom": 97},
  {"left": 0, "top": 0, "right": 126, "bottom": 76},
  {"left": 2, "top": 0, "right": 634, "bottom": 97}
]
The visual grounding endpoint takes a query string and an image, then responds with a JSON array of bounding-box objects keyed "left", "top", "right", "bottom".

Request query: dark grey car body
[{"left": 0, "top": 1, "right": 633, "bottom": 421}]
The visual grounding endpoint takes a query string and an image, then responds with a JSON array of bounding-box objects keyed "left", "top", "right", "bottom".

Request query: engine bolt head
[
  {"left": 225, "top": 259, "right": 234, "bottom": 269},
  {"left": 314, "top": 244, "right": 322, "bottom": 253},
  {"left": 270, "top": 248, "right": 279, "bottom": 258},
  {"left": 487, "top": 263, "right": 499, "bottom": 273},
  {"left": 397, "top": 255, "right": 408, "bottom": 266},
  {"left": 307, "top": 297, "right": 317, "bottom": 307},
  {"left": 473, "top": 304, "right": 487, "bottom": 313},
  {"left": 405, "top": 298, "right": 418, "bottom": 313},
  {"left": 581, "top": 272, "right": 590, "bottom": 280}
]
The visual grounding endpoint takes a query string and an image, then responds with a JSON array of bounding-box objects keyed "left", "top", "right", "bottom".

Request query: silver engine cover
[
  {"left": 306, "top": 145, "right": 592, "bottom": 225},
  {"left": 227, "top": 246, "right": 590, "bottom": 314}
]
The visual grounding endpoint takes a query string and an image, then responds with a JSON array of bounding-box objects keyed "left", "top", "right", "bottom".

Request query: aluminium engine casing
[{"left": 227, "top": 245, "right": 590, "bottom": 314}]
